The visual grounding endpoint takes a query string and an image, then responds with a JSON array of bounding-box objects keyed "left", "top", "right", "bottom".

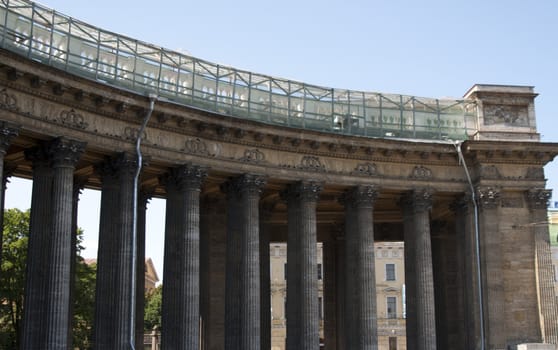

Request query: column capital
[
  {"left": 476, "top": 186, "right": 501, "bottom": 210},
  {"left": 280, "top": 180, "right": 322, "bottom": 203},
  {"left": 340, "top": 185, "right": 379, "bottom": 208},
  {"left": 525, "top": 188, "right": 552, "bottom": 210},
  {"left": 95, "top": 152, "right": 137, "bottom": 181},
  {"left": 48, "top": 137, "right": 85, "bottom": 168},
  {"left": 161, "top": 163, "right": 207, "bottom": 192},
  {"left": 139, "top": 186, "right": 156, "bottom": 210},
  {"left": 0, "top": 121, "right": 19, "bottom": 153},
  {"left": 221, "top": 173, "right": 266, "bottom": 198},
  {"left": 24, "top": 145, "right": 50, "bottom": 168},
  {"left": 399, "top": 187, "right": 434, "bottom": 213}
]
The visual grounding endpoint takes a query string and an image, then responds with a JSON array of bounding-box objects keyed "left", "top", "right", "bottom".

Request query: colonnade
[{"left": 1, "top": 122, "right": 556, "bottom": 350}]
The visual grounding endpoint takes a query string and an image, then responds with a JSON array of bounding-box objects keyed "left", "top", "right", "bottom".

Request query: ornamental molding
[
  {"left": 297, "top": 156, "right": 326, "bottom": 172},
  {"left": 353, "top": 162, "right": 379, "bottom": 176},
  {"left": 184, "top": 138, "right": 209, "bottom": 156},
  {"left": 239, "top": 148, "right": 266, "bottom": 164}
]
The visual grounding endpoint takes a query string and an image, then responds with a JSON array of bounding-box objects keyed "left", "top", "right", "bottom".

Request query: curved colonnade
[{"left": 0, "top": 1, "right": 558, "bottom": 350}]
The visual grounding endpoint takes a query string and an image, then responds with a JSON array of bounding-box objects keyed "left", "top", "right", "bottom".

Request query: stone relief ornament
[
  {"left": 353, "top": 162, "right": 378, "bottom": 176},
  {"left": 483, "top": 104, "right": 529, "bottom": 126},
  {"left": 239, "top": 148, "right": 265, "bottom": 164},
  {"left": 0, "top": 89, "right": 18, "bottom": 111},
  {"left": 184, "top": 138, "right": 209, "bottom": 155},
  {"left": 477, "top": 187, "right": 501, "bottom": 209},
  {"left": 410, "top": 165, "right": 433, "bottom": 180},
  {"left": 298, "top": 156, "right": 326, "bottom": 172},
  {"left": 55, "top": 109, "right": 89, "bottom": 129}
]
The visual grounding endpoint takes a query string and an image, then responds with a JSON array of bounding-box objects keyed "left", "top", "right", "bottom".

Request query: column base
[{"left": 514, "top": 344, "right": 557, "bottom": 350}]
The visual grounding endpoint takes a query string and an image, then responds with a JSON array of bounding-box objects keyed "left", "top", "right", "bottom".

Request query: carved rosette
[
  {"left": 48, "top": 137, "right": 85, "bottom": 168},
  {"left": 353, "top": 162, "right": 378, "bottom": 176},
  {"left": 476, "top": 186, "right": 501, "bottom": 210},
  {"left": 281, "top": 180, "right": 322, "bottom": 203},
  {"left": 0, "top": 122, "right": 19, "bottom": 153},
  {"left": 400, "top": 188, "right": 434, "bottom": 213},
  {"left": 239, "top": 149, "right": 265, "bottom": 164},
  {"left": 298, "top": 156, "right": 326, "bottom": 172},
  {"left": 525, "top": 188, "right": 552, "bottom": 210},
  {"left": 221, "top": 173, "right": 267, "bottom": 198},
  {"left": 340, "top": 185, "right": 379, "bottom": 208},
  {"left": 184, "top": 138, "right": 209, "bottom": 155},
  {"left": 161, "top": 164, "right": 207, "bottom": 192},
  {"left": 410, "top": 165, "right": 433, "bottom": 180}
]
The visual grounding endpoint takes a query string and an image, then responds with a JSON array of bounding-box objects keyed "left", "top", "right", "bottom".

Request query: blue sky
[{"left": 6, "top": 0, "right": 558, "bottom": 277}]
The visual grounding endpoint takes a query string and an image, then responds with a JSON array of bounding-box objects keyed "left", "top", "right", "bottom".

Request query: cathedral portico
[{"left": 0, "top": 2, "right": 557, "bottom": 349}]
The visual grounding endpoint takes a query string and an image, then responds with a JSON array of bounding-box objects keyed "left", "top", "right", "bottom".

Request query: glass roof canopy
[{"left": 0, "top": 0, "right": 476, "bottom": 141}]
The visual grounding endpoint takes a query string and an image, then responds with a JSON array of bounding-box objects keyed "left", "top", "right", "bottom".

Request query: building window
[
  {"left": 386, "top": 263, "right": 396, "bottom": 281},
  {"left": 317, "top": 263, "right": 322, "bottom": 280},
  {"left": 318, "top": 296, "right": 323, "bottom": 320},
  {"left": 389, "top": 336, "right": 397, "bottom": 350},
  {"left": 284, "top": 263, "right": 287, "bottom": 280},
  {"left": 387, "top": 296, "right": 397, "bottom": 319}
]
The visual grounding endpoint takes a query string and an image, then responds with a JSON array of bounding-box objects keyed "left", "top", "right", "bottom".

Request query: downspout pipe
[
  {"left": 130, "top": 93, "right": 157, "bottom": 350},
  {"left": 454, "top": 141, "right": 486, "bottom": 350}
]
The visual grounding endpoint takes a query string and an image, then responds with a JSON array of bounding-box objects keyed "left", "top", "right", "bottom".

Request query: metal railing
[{"left": 0, "top": 0, "right": 477, "bottom": 141}]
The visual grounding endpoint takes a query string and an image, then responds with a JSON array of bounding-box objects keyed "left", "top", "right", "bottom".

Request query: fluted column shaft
[
  {"left": 260, "top": 205, "right": 274, "bottom": 350},
  {"left": 476, "top": 187, "right": 505, "bottom": 349},
  {"left": 283, "top": 181, "right": 322, "bottom": 350},
  {"left": 323, "top": 231, "right": 340, "bottom": 350},
  {"left": 161, "top": 164, "right": 206, "bottom": 349},
  {"left": 0, "top": 122, "right": 18, "bottom": 266},
  {"left": 401, "top": 189, "right": 436, "bottom": 350},
  {"left": 93, "top": 152, "right": 137, "bottom": 350},
  {"left": 342, "top": 185, "right": 379, "bottom": 350},
  {"left": 44, "top": 138, "right": 85, "bottom": 349},
  {"left": 223, "top": 174, "right": 266, "bottom": 350},
  {"left": 136, "top": 188, "right": 152, "bottom": 348},
  {"left": 93, "top": 157, "right": 120, "bottom": 349},
  {"left": 22, "top": 146, "right": 53, "bottom": 349},
  {"left": 527, "top": 189, "right": 558, "bottom": 344}
]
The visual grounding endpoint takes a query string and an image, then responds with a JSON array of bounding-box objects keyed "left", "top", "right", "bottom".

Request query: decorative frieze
[{"left": 483, "top": 104, "right": 529, "bottom": 126}]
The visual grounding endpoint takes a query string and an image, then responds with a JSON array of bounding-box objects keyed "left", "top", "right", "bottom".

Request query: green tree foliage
[
  {"left": 0, "top": 208, "right": 29, "bottom": 348},
  {"left": 0, "top": 208, "right": 96, "bottom": 349},
  {"left": 144, "top": 285, "right": 162, "bottom": 331}
]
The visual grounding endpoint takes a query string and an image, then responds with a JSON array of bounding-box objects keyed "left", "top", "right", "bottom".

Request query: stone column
[
  {"left": 260, "top": 203, "right": 275, "bottom": 350},
  {"left": 282, "top": 181, "right": 322, "bottom": 350},
  {"left": 93, "top": 155, "right": 120, "bottom": 349},
  {"left": 93, "top": 152, "right": 138, "bottom": 350},
  {"left": 22, "top": 145, "right": 53, "bottom": 349},
  {"left": 161, "top": 164, "right": 206, "bottom": 349},
  {"left": 136, "top": 188, "right": 153, "bottom": 348},
  {"left": 0, "top": 121, "right": 18, "bottom": 266},
  {"left": 476, "top": 186, "right": 504, "bottom": 349},
  {"left": 401, "top": 188, "right": 436, "bottom": 350},
  {"left": 451, "top": 196, "right": 478, "bottom": 350},
  {"left": 223, "top": 174, "right": 266, "bottom": 350},
  {"left": 526, "top": 189, "right": 558, "bottom": 344},
  {"left": 43, "top": 137, "right": 85, "bottom": 349},
  {"left": 341, "top": 185, "right": 379, "bottom": 350}
]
